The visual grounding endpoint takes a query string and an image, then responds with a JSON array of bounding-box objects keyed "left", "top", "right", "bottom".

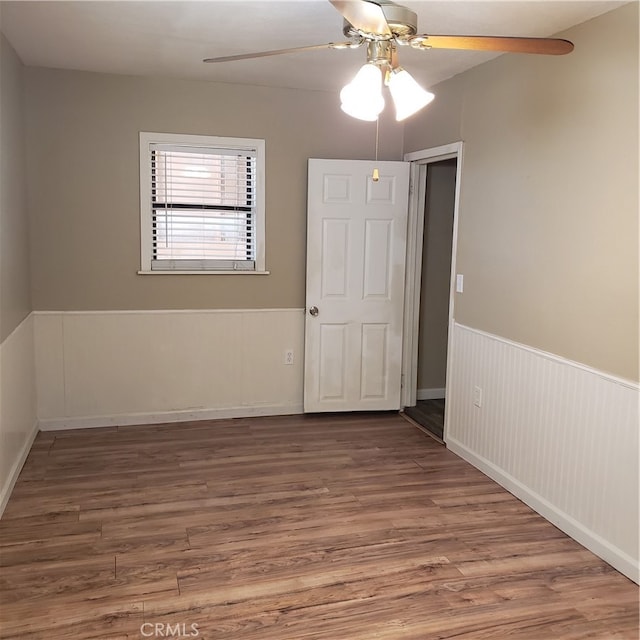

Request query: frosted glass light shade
[
  {"left": 340, "top": 63, "right": 385, "bottom": 121},
  {"left": 388, "top": 68, "right": 434, "bottom": 121}
]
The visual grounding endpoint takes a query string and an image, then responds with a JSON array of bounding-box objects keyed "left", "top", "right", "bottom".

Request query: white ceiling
[{"left": 0, "top": 1, "right": 623, "bottom": 92}]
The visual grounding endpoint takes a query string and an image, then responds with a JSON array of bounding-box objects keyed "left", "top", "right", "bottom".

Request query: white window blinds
[{"left": 150, "top": 143, "right": 257, "bottom": 271}]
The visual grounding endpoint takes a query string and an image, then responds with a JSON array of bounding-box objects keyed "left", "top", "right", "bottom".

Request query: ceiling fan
[{"left": 204, "top": 0, "right": 574, "bottom": 121}]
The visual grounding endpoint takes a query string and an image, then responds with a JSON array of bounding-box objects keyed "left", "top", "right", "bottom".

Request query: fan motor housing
[{"left": 343, "top": 3, "right": 418, "bottom": 39}]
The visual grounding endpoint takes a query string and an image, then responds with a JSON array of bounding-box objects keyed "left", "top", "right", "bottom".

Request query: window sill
[{"left": 138, "top": 270, "right": 270, "bottom": 276}]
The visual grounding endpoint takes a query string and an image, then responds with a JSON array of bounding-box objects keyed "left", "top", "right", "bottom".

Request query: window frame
[{"left": 139, "top": 131, "right": 266, "bottom": 274}]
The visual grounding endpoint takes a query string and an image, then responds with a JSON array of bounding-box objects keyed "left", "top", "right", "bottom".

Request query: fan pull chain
[{"left": 372, "top": 117, "right": 380, "bottom": 182}]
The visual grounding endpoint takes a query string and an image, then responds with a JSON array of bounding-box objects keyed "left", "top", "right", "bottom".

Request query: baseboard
[
  {"left": 416, "top": 387, "right": 446, "bottom": 400},
  {"left": 446, "top": 436, "right": 640, "bottom": 584},
  {"left": 38, "top": 403, "right": 304, "bottom": 431},
  {"left": 0, "top": 420, "right": 39, "bottom": 518}
]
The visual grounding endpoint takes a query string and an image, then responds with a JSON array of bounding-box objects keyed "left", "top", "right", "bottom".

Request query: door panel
[
  {"left": 304, "top": 159, "right": 410, "bottom": 413},
  {"left": 318, "top": 324, "right": 348, "bottom": 402},
  {"left": 321, "top": 219, "right": 350, "bottom": 297},
  {"left": 363, "top": 219, "right": 392, "bottom": 298},
  {"left": 361, "top": 323, "right": 388, "bottom": 399}
]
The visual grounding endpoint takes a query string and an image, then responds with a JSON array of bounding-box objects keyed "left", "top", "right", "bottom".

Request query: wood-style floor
[
  {"left": 1, "top": 413, "right": 637, "bottom": 639},
  {"left": 403, "top": 399, "right": 445, "bottom": 441}
]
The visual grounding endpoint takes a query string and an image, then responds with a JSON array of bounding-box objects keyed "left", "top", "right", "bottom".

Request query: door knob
[{"left": 309, "top": 306, "right": 319, "bottom": 317}]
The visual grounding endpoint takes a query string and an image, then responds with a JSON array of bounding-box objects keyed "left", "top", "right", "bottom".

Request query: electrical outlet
[
  {"left": 473, "top": 386, "right": 483, "bottom": 408},
  {"left": 284, "top": 349, "right": 294, "bottom": 365}
]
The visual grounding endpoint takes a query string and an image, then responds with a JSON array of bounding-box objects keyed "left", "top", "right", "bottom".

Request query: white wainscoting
[
  {"left": 0, "top": 313, "right": 38, "bottom": 516},
  {"left": 446, "top": 322, "right": 639, "bottom": 583},
  {"left": 35, "top": 309, "right": 305, "bottom": 430}
]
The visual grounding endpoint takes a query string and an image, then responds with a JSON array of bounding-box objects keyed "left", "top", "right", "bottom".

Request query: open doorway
[
  {"left": 404, "top": 158, "right": 456, "bottom": 439},
  {"left": 401, "top": 143, "right": 462, "bottom": 442}
]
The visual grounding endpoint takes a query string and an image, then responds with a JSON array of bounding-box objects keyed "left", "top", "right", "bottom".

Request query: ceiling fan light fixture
[
  {"left": 339, "top": 63, "right": 385, "bottom": 121},
  {"left": 387, "top": 67, "right": 434, "bottom": 121}
]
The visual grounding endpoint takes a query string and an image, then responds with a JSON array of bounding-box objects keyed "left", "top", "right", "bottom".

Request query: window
[{"left": 139, "top": 132, "right": 265, "bottom": 273}]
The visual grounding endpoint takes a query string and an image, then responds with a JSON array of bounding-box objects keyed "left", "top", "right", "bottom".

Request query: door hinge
[
  {"left": 401, "top": 373, "right": 405, "bottom": 388},
  {"left": 408, "top": 181, "right": 414, "bottom": 195}
]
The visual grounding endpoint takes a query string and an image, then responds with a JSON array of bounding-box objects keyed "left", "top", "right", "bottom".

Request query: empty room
[{"left": 0, "top": 1, "right": 638, "bottom": 638}]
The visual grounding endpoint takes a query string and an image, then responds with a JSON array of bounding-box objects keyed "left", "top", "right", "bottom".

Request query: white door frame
[{"left": 401, "top": 142, "right": 463, "bottom": 441}]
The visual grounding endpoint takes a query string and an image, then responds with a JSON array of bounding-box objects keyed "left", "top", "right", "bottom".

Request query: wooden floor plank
[{"left": 0, "top": 412, "right": 637, "bottom": 639}]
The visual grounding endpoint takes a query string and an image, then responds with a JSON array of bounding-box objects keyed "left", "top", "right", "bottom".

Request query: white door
[{"left": 304, "top": 158, "right": 410, "bottom": 412}]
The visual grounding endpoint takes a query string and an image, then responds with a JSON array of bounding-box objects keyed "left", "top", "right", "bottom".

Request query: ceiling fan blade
[
  {"left": 330, "top": 0, "right": 391, "bottom": 36},
  {"left": 411, "top": 35, "right": 574, "bottom": 55},
  {"left": 203, "top": 42, "right": 355, "bottom": 64}
]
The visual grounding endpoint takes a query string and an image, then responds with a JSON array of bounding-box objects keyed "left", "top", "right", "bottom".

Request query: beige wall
[
  {"left": 404, "top": 77, "right": 463, "bottom": 151},
  {"left": 25, "top": 68, "right": 404, "bottom": 312},
  {"left": 417, "top": 159, "right": 456, "bottom": 391},
  {"left": 12, "top": 2, "right": 640, "bottom": 382},
  {"left": 0, "top": 32, "right": 37, "bottom": 515},
  {"left": 405, "top": 3, "right": 639, "bottom": 382},
  {"left": 1, "top": 33, "right": 31, "bottom": 341}
]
